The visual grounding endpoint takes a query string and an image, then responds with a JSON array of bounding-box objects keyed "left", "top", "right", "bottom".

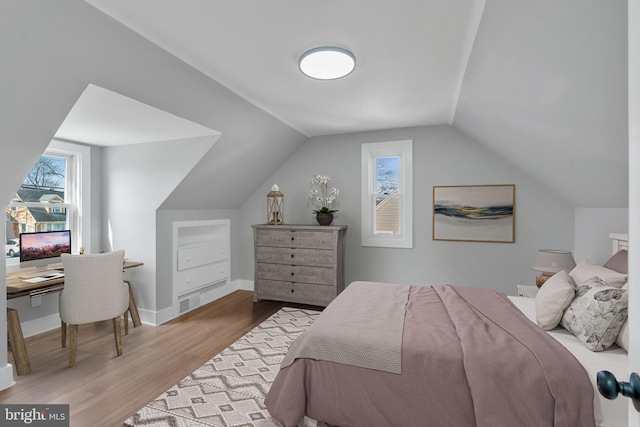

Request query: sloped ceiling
[
  {"left": 455, "top": 1, "right": 628, "bottom": 207},
  {"left": 83, "top": 0, "right": 627, "bottom": 208},
  {"left": 85, "top": 0, "right": 485, "bottom": 137},
  {"left": 56, "top": 84, "right": 219, "bottom": 146}
]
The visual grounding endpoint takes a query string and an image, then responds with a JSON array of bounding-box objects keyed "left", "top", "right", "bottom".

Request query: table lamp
[
  {"left": 531, "top": 249, "right": 576, "bottom": 287},
  {"left": 266, "top": 183, "right": 284, "bottom": 225}
]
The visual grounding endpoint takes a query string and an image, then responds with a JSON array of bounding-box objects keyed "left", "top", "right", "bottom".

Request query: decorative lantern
[{"left": 266, "top": 183, "right": 284, "bottom": 225}]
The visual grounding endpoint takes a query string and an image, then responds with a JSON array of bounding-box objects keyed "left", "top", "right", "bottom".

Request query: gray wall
[
  {"left": 574, "top": 208, "right": 628, "bottom": 264},
  {"left": 240, "top": 125, "right": 577, "bottom": 296}
]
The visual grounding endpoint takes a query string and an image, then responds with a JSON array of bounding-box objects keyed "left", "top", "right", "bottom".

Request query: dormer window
[{"left": 5, "top": 141, "right": 89, "bottom": 262}]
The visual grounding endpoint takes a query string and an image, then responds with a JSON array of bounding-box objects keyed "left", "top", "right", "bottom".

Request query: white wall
[
  {"left": 627, "top": 0, "right": 639, "bottom": 425},
  {"left": 102, "top": 136, "right": 217, "bottom": 324},
  {"left": 240, "top": 124, "right": 578, "bottom": 296}
]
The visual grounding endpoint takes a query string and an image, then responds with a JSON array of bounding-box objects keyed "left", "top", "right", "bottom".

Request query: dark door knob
[{"left": 597, "top": 371, "right": 640, "bottom": 411}]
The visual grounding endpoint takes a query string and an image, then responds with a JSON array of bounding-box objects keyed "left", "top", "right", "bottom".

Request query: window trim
[{"left": 361, "top": 139, "right": 413, "bottom": 248}]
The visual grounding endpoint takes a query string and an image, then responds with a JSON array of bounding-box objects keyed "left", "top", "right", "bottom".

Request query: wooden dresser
[{"left": 252, "top": 224, "right": 347, "bottom": 307}]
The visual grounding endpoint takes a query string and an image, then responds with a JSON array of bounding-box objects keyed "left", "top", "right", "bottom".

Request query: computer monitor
[{"left": 19, "top": 230, "right": 72, "bottom": 269}]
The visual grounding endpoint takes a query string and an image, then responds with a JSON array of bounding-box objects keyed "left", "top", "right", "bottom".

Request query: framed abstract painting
[{"left": 433, "top": 184, "right": 515, "bottom": 243}]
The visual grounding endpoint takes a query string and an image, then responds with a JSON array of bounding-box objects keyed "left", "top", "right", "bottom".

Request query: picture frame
[{"left": 433, "top": 184, "right": 515, "bottom": 243}]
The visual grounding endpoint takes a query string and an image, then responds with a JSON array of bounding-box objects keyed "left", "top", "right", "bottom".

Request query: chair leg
[
  {"left": 113, "top": 318, "right": 123, "bottom": 356},
  {"left": 61, "top": 320, "right": 67, "bottom": 348},
  {"left": 68, "top": 324, "right": 78, "bottom": 367},
  {"left": 124, "top": 311, "right": 129, "bottom": 335}
]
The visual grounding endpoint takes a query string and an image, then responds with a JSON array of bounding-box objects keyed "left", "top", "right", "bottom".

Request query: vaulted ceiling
[{"left": 77, "top": 0, "right": 627, "bottom": 207}]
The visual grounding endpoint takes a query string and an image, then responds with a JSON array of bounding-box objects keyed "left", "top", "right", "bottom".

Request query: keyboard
[
  {"left": 22, "top": 272, "right": 64, "bottom": 283},
  {"left": 19, "top": 269, "right": 61, "bottom": 279}
]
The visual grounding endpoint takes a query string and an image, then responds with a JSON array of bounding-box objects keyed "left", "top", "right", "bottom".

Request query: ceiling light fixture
[{"left": 299, "top": 47, "right": 356, "bottom": 80}]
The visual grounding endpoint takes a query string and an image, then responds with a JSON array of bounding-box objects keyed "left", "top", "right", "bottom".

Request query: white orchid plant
[{"left": 308, "top": 174, "right": 339, "bottom": 214}]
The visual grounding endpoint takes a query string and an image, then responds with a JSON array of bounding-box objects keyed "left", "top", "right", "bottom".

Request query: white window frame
[
  {"left": 6, "top": 140, "right": 90, "bottom": 269},
  {"left": 361, "top": 139, "right": 413, "bottom": 248}
]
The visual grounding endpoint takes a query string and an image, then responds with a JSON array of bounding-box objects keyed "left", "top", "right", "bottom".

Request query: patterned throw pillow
[{"left": 561, "top": 277, "right": 628, "bottom": 352}]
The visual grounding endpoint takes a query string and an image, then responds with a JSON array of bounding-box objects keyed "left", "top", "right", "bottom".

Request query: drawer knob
[
  {"left": 291, "top": 289, "right": 295, "bottom": 293},
  {"left": 291, "top": 237, "right": 295, "bottom": 241},
  {"left": 291, "top": 272, "right": 294, "bottom": 276},
  {"left": 291, "top": 254, "right": 294, "bottom": 258}
]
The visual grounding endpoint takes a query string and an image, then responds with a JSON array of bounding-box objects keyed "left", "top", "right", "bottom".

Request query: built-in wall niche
[{"left": 172, "top": 219, "right": 230, "bottom": 317}]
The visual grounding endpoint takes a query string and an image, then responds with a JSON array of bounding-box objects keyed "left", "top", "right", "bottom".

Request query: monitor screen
[{"left": 19, "top": 230, "right": 72, "bottom": 269}]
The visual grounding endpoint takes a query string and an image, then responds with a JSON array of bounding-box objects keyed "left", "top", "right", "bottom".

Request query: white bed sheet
[{"left": 509, "top": 296, "right": 628, "bottom": 427}]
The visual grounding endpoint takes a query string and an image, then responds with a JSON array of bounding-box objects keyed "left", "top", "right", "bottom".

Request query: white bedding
[{"left": 509, "top": 296, "right": 628, "bottom": 427}]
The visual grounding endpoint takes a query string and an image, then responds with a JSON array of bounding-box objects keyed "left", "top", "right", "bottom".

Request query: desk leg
[
  {"left": 125, "top": 281, "right": 141, "bottom": 327},
  {"left": 6, "top": 308, "right": 31, "bottom": 376}
]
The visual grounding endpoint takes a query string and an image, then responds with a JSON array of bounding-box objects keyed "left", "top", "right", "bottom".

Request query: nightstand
[{"left": 517, "top": 285, "right": 539, "bottom": 298}]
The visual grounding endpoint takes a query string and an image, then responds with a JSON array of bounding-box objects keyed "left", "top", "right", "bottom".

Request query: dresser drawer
[
  {"left": 256, "top": 279, "right": 335, "bottom": 306},
  {"left": 256, "top": 262, "right": 335, "bottom": 285},
  {"left": 255, "top": 229, "right": 335, "bottom": 249},
  {"left": 255, "top": 246, "right": 335, "bottom": 267}
]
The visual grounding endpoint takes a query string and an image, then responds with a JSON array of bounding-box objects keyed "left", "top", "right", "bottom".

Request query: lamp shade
[{"left": 531, "top": 249, "right": 576, "bottom": 273}]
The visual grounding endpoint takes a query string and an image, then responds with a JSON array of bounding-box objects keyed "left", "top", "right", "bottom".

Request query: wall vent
[{"left": 178, "top": 293, "right": 200, "bottom": 314}]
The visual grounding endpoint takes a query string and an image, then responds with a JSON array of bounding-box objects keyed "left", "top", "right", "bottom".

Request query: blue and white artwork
[{"left": 433, "top": 185, "right": 515, "bottom": 242}]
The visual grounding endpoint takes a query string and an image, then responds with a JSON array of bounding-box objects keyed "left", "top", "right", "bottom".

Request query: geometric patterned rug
[{"left": 123, "top": 307, "right": 326, "bottom": 427}]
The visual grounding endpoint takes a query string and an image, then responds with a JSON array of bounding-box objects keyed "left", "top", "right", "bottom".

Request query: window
[
  {"left": 6, "top": 140, "right": 90, "bottom": 264},
  {"left": 361, "top": 140, "right": 413, "bottom": 248}
]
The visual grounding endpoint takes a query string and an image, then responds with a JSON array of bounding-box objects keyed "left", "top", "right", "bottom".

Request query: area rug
[{"left": 124, "top": 307, "right": 324, "bottom": 427}]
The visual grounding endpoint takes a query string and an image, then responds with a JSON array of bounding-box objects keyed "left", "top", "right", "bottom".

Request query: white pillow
[
  {"left": 535, "top": 271, "right": 576, "bottom": 330},
  {"left": 561, "top": 277, "right": 628, "bottom": 351},
  {"left": 616, "top": 282, "right": 630, "bottom": 351},
  {"left": 616, "top": 320, "right": 629, "bottom": 352},
  {"left": 569, "top": 259, "right": 628, "bottom": 288}
]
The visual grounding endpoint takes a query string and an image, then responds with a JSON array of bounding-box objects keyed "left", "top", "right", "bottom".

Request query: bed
[{"left": 265, "top": 236, "right": 630, "bottom": 427}]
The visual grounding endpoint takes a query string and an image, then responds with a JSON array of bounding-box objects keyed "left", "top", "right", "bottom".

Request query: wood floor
[{"left": 1, "top": 290, "right": 313, "bottom": 427}]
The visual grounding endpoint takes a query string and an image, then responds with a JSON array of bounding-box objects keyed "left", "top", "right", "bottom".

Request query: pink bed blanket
[{"left": 265, "top": 283, "right": 595, "bottom": 427}]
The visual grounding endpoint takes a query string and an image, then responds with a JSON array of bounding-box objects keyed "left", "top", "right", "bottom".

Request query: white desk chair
[{"left": 59, "top": 250, "right": 129, "bottom": 367}]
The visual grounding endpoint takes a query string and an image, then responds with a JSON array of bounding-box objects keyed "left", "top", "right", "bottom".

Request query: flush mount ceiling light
[{"left": 299, "top": 47, "right": 356, "bottom": 80}]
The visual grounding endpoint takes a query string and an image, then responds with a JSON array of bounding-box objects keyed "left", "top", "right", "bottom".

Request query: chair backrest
[{"left": 59, "top": 250, "right": 129, "bottom": 325}]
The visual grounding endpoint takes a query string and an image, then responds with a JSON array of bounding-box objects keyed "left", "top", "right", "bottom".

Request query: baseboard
[
  {"left": 20, "top": 313, "right": 61, "bottom": 338},
  {"left": 234, "top": 279, "right": 254, "bottom": 291},
  {"left": 137, "top": 307, "right": 161, "bottom": 326},
  {"left": 0, "top": 364, "right": 16, "bottom": 391},
  {"left": 153, "top": 307, "right": 174, "bottom": 326},
  {"left": 15, "top": 280, "right": 258, "bottom": 333},
  {"left": 154, "top": 279, "right": 254, "bottom": 325}
]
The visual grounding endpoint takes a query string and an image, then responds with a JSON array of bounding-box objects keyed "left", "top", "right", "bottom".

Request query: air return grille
[{"left": 178, "top": 293, "right": 200, "bottom": 314}]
